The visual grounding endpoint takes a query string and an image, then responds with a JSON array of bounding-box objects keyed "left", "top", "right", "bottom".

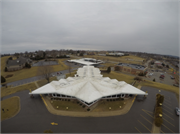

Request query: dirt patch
[{"left": 5, "top": 74, "right": 13, "bottom": 78}]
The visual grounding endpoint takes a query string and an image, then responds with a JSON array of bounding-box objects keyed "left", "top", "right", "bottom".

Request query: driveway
[{"left": 1, "top": 87, "right": 179, "bottom": 133}]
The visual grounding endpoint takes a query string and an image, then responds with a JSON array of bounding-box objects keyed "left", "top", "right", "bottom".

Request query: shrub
[
  {"left": 44, "top": 129, "right": 53, "bottom": 133},
  {"left": 107, "top": 66, "right": 111, "bottom": 73},
  {"left": 155, "top": 117, "right": 163, "bottom": 127},
  {"left": 153, "top": 78, "right": 156, "bottom": 82},
  {"left": 134, "top": 77, "right": 142, "bottom": 81},
  {"left": 159, "top": 95, "right": 164, "bottom": 103},
  {"left": 121, "top": 98, "right": 124, "bottom": 100},
  {"left": 87, "top": 108, "right": 90, "bottom": 111}
]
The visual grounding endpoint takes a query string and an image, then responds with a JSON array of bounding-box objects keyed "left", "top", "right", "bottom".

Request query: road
[{"left": 1, "top": 87, "right": 179, "bottom": 133}]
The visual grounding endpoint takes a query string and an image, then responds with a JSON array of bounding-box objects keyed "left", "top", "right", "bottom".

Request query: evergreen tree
[
  {"left": 5, "top": 67, "right": 8, "bottom": 72},
  {"left": 107, "top": 66, "right": 111, "bottom": 73},
  {"left": 1, "top": 75, "right": 6, "bottom": 83}
]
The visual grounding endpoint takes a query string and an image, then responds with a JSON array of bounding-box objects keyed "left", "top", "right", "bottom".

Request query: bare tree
[{"left": 38, "top": 62, "right": 54, "bottom": 83}]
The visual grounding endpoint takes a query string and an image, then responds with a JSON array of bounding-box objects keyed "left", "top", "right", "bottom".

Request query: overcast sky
[{"left": 1, "top": 0, "right": 179, "bottom": 56}]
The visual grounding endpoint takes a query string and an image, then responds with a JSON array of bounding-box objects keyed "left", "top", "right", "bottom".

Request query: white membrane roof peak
[{"left": 30, "top": 66, "right": 148, "bottom": 103}]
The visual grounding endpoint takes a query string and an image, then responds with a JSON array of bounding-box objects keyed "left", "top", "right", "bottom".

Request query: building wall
[
  {"left": 114, "top": 66, "right": 144, "bottom": 75},
  {"left": 7, "top": 65, "right": 23, "bottom": 71}
]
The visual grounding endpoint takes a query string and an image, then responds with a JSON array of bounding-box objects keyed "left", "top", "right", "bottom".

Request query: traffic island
[{"left": 1, "top": 96, "right": 20, "bottom": 121}]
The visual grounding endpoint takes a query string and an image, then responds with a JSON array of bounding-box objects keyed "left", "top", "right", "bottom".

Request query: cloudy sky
[{"left": 1, "top": 0, "right": 179, "bottom": 56}]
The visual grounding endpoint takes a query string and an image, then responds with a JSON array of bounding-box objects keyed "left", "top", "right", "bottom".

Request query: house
[{"left": 6, "top": 56, "right": 32, "bottom": 71}]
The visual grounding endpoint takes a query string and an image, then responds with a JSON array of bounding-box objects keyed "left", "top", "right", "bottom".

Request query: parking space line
[
  {"left": 142, "top": 109, "right": 153, "bottom": 114},
  {"left": 162, "top": 108, "right": 173, "bottom": 115},
  {"left": 142, "top": 109, "right": 154, "bottom": 118},
  {"left": 134, "top": 127, "right": 142, "bottom": 133},
  {"left": 138, "top": 120, "right": 151, "bottom": 133},
  {"left": 164, "top": 99, "right": 171, "bottom": 104},
  {"left": 160, "top": 130, "right": 165, "bottom": 134},
  {"left": 163, "top": 101, "right": 172, "bottom": 106},
  {"left": 140, "top": 114, "right": 152, "bottom": 124},
  {"left": 163, "top": 113, "right": 174, "bottom": 120},
  {"left": 162, "top": 118, "right": 175, "bottom": 127},
  {"left": 163, "top": 104, "right": 173, "bottom": 111},
  {"left": 162, "top": 124, "right": 175, "bottom": 133}
]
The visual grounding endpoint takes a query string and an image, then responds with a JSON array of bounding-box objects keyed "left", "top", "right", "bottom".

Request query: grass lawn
[
  {"left": 102, "top": 71, "right": 135, "bottom": 84},
  {"left": 50, "top": 99, "right": 87, "bottom": 112},
  {"left": 37, "top": 77, "right": 58, "bottom": 87},
  {"left": 1, "top": 58, "right": 69, "bottom": 84},
  {"left": 83, "top": 55, "right": 144, "bottom": 64},
  {"left": 139, "top": 80, "right": 179, "bottom": 101},
  {"left": 1, "top": 96, "right": 20, "bottom": 121},
  {"left": 65, "top": 71, "right": 76, "bottom": 78},
  {"left": 92, "top": 99, "right": 125, "bottom": 112},
  {"left": 1, "top": 83, "right": 37, "bottom": 98}
]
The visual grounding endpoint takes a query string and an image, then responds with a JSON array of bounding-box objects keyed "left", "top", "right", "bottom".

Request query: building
[
  {"left": 67, "top": 58, "right": 104, "bottom": 66},
  {"left": 30, "top": 66, "right": 148, "bottom": 107},
  {"left": 6, "top": 56, "right": 32, "bottom": 71},
  {"left": 115, "top": 63, "right": 147, "bottom": 75},
  {"left": 107, "top": 53, "right": 124, "bottom": 56}
]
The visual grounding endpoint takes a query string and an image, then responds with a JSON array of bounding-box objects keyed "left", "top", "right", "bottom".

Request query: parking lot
[
  {"left": 146, "top": 70, "right": 176, "bottom": 86},
  {"left": 135, "top": 87, "right": 179, "bottom": 133},
  {"left": 1, "top": 87, "right": 179, "bottom": 133}
]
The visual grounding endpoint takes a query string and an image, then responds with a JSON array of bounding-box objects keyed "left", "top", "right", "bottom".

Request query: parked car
[
  {"left": 175, "top": 107, "right": 180, "bottom": 116},
  {"left": 170, "top": 75, "right": 175, "bottom": 79},
  {"left": 173, "top": 84, "right": 179, "bottom": 87}
]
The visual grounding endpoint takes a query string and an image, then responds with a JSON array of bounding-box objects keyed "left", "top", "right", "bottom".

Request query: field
[
  {"left": 1, "top": 96, "right": 20, "bottom": 121},
  {"left": 1, "top": 83, "right": 37, "bottom": 98},
  {"left": 50, "top": 99, "right": 87, "bottom": 112},
  {"left": 37, "top": 77, "right": 58, "bottom": 87},
  {"left": 1, "top": 57, "right": 69, "bottom": 84},
  {"left": 92, "top": 99, "right": 125, "bottom": 112},
  {"left": 83, "top": 55, "right": 145, "bottom": 65}
]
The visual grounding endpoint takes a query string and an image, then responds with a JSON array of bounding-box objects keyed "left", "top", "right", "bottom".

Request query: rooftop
[
  {"left": 117, "top": 63, "right": 146, "bottom": 70},
  {"left": 30, "top": 66, "right": 147, "bottom": 104}
]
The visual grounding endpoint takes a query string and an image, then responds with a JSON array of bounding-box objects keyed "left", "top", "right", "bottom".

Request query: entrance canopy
[{"left": 30, "top": 66, "right": 148, "bottom": 103}]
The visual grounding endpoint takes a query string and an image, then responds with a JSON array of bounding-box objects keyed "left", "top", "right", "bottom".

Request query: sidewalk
[{"left": 42, "top": 96, "right": 135, "bottom": 117}]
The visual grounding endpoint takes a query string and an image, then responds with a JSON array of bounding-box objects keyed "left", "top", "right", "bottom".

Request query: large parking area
[
  {"left": 2, "top": 87, "right": 179, "bottom": 133},
  {"left": 146, "top": 70, "right": 176, "bottom": 86}
]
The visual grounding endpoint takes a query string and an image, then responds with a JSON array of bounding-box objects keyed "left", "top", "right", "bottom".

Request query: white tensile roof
[
  {"left": 30, "top": 66, "right": 148, "bottom": 103},
  {"left": 67, "top": 58, "right": 103, "bottom": 65}
]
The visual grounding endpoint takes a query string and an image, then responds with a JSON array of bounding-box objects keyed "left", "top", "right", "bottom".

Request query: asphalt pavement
[{"left": 1, "top": 87, "right": 179, "bottom": 133}]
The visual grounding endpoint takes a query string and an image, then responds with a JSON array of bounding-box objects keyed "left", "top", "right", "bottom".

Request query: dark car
[
  {"left": 160, "top": 75, "right": 164, "bottom": 79},
  {"left": 175, "top": 107, "right": 180, "bottom": 116}
]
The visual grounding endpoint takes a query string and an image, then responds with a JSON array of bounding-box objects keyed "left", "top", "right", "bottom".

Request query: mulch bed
[{"left": 5, "top": 74, "right": 13, "bottom": 78}]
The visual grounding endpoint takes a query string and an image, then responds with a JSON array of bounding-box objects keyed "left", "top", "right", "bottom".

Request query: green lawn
[
  {"left": 37, "top": 77, "right": 58, "bottom": 87},
  {"left": 1, "top": 58, "right": 69, "bottom": 84},
  {"left": 92, "top": 99, "right": 125, "bottom": 112},
  {"left": 1, "top": 96, "right": 20, "bottom": 121},
  {"left": 50, "top": 99, "right": 87, "bottom": 112},
  {"left": 83, "top": 55, "right": 144, "bottom": 64}
]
